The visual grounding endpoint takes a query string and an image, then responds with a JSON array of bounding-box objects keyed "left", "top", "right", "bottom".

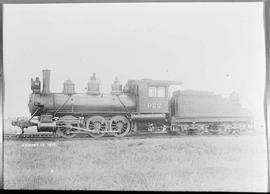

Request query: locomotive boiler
[{"left": 12, "top": 69, "right": 253, "bottom": 138}]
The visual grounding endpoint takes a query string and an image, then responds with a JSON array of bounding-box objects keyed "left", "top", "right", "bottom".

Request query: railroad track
[
  {"left": 3, "top": 131, "right": 180, "bottom": 141},
  {"left": 4, "top": 133, "right": 58, "bottom": 141},
  {"left": 3, "top": 130, "right": 248, "bottom": 141}
]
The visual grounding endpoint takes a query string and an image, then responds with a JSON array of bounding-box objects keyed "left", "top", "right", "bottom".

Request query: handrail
[
  {"left": 53, "top": 95, "right": 72, "bottom": 118},
  {"left": 116, "top": 95, "right": 131, "bottom": 116}
]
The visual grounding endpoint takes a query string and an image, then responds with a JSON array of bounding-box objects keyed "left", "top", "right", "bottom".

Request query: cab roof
[{"left": 126, "top": 79, "right": 183, "bottom": 87}]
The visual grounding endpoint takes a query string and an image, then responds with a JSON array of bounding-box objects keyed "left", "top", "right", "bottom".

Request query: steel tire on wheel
[
  {"left": 86, "top": 116, "right": 107, "bottom": 138},
  {"left": 109, "top": 115, "right": 130, "bottom": 137}
]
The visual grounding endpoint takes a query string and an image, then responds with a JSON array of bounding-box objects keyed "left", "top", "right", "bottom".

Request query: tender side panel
[
  {"left": 172, "top": 116, "right": 253, "bottom": 123},
  {"left": 172, "top": 90, "right": 252, "bottom": 118}
]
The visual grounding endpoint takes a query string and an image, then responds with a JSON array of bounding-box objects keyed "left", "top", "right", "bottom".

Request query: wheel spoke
[
  {"left": 86, "top": 116, "right": 108, "bottom": 138},
  {"left": 109, "top": 115, "right": 130, "bottom": 137}
]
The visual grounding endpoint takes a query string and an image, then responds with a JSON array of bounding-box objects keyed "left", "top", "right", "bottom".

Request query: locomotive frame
[{"left": 13, "top": 69, "right": 184, "bottom": 138}]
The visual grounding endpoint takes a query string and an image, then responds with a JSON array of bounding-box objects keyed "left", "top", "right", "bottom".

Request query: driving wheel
[
  {"left": 85, "top": 116, "right": 107, "bottom": 138},
  {"left": 109, "top": 115, "right": 130, "bottom": 137}
]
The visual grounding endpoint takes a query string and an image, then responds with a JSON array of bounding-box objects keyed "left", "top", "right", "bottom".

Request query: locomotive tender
[{"left": 12, "top": 69, "right": 253, "bottom": 138}]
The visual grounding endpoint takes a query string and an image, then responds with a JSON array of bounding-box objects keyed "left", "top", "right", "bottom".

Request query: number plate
[{"left": 147, "top": 102, "right": 162, "bottom": 109}]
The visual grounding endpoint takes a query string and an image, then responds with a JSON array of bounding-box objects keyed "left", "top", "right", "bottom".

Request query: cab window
[
  {"left": 148, "top": 86, "right": 166, "bottom": 97},
  {"left": 157, "top": 87, "right": 165, "bottom": 97},
  {"left": 148, "top": 87, "right": 156, "bottom": 97}
]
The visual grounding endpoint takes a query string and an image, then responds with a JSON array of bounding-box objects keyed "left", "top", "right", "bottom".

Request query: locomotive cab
[
  {"left": 124, "top": 79, "right": 182, "bottom": 114},
  {"left": 123, "top": 79, "right": 182, "bottom": 132}
]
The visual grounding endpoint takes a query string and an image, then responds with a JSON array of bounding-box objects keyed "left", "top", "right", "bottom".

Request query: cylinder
[
  {"left": 42, "top": 69, "right": 51, "bottom": 93},
  {"left": 37, "top": 122, "right": 56, "bottom": 132}
]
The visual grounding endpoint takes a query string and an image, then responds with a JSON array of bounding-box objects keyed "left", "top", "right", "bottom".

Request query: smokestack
[{"left": 42, "top": 69, "right": 51, "bottom": 93}]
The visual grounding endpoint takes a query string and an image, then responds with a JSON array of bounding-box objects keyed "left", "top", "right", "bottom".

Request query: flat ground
[{"left": 3, "top": 133, "right": 268, "bottom": 191}]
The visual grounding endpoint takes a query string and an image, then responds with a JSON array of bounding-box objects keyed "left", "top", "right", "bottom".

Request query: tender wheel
[
  {"left": 56, "top": 126, "right": 76, "bottom": 138},
  {"left": 229, "top": 128, "right": 240, "bottom": 135},
  {"left": 86, "top": 116, "right": 107, "bottom": 138},
  {"left": 109, "top": 115, "right": 130, "bottom": 137},
  {"left": 168, "top": 125, "right": 184, "bottom": 135},
  {"left": 177, "top": 125, "right": 189, "bottom": 135}
]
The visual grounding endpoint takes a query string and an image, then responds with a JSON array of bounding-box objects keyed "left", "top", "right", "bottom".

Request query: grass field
[{"left": 3, "top": 133, "right": 268, "bottom": 191}]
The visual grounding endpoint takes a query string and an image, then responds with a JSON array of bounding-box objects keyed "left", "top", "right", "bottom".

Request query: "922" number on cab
[{"left": 147, "top": 102, "right": 162, "bottom": 109}]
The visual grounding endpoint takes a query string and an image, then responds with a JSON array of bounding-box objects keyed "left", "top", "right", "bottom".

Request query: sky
[{"left": 3, "top": 2, "right": 266, "bottom": 129}]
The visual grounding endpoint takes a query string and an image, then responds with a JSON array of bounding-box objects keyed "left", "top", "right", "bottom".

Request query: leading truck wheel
[
  {"left": 56, "top": 127, "right": 76, "bottom": 138},
  {"left": 110, "top": 115, "right": 130, "bottom": 137},
  {"left": 86, "top": 116, "right": 107, "bottom": 138}
]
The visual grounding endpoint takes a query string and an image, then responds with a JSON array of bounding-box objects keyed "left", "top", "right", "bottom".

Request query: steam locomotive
[{"left": 12, "top": 69, "right": 253, "bottom": 138}]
